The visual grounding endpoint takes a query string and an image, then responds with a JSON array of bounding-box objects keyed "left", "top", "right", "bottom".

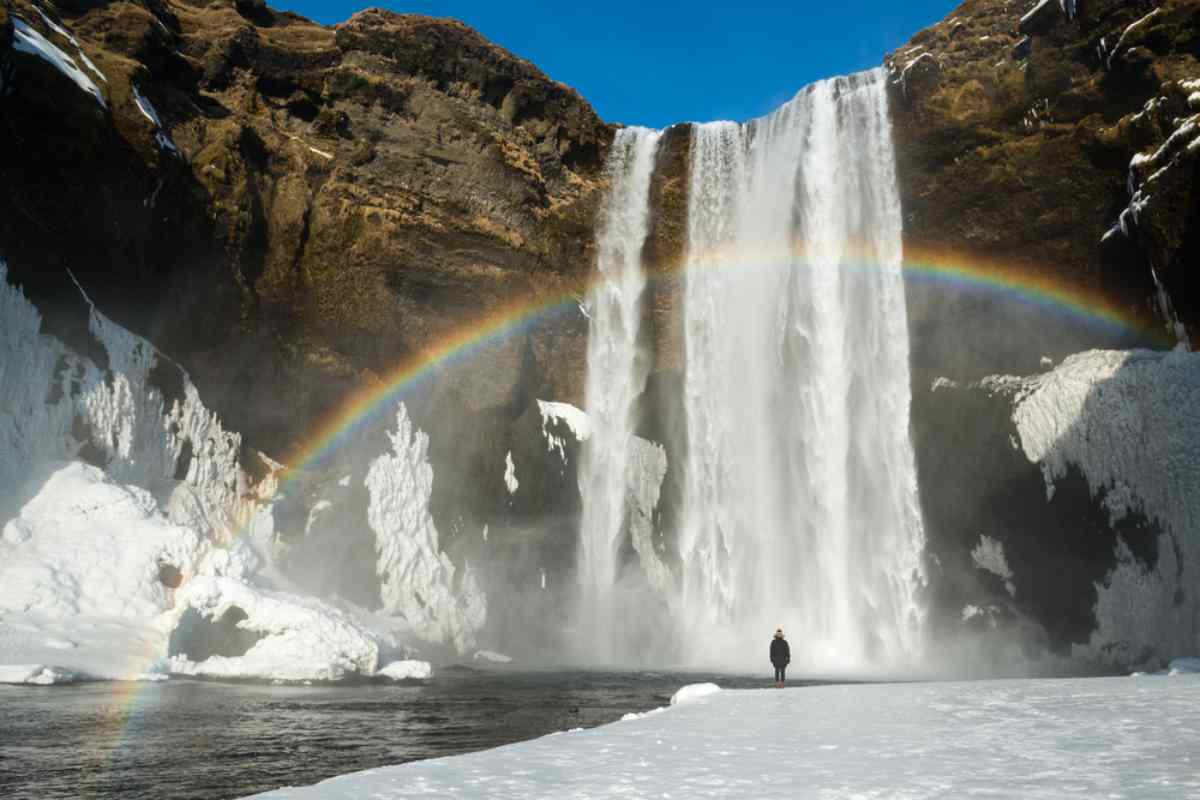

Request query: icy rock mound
[
  {"left": 670, "top": 682, "right": 721, "bottom": 705},
  {"left": 168, "top": 577, "right": 380, "bottom": 682},
  {"left": 0, "top": 461, "right": 206, "bottom": 619},
  {"left": 1006, "top": 349, "right": 1200, "bottom": 663},
  {"left": 367, "top": 405, "right": 486, "bottom": 654}
]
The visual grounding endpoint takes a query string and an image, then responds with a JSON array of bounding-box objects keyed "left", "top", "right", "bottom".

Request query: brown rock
[{"left": 0, "top": 0, "right": 614, "bottom": 456}]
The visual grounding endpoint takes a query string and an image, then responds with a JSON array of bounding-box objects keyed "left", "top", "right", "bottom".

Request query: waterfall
[
  {"left": 678, "top": 69, "right": 926, "bottom": 671},
  {"left": 576, "top": 126, "right": 662, "bottom": 659}
]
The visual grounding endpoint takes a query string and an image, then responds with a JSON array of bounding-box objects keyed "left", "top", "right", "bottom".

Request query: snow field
[{"left": 243, "top": 675, "right": 1200, "bottom": 799}]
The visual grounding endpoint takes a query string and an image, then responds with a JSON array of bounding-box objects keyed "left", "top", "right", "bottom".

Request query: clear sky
[{"left": 275, "top": 1, "right": 961, "bottom": 128}]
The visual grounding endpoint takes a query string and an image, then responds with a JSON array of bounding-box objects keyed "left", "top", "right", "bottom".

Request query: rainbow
[
  {"left": 281, "top": 291, "right": 586, "bottom": 471},
  {"left": 278, "top": 245, "right": 1166, "bottom": 478}
]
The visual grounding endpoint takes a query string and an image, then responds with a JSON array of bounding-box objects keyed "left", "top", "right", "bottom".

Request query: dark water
[{"left": 0, "top": 668, "right": 810, "bottom": 800}]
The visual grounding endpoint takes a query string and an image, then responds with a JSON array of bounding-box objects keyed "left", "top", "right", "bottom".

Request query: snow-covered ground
[{"left": 246, "top": 675, "right": 1200, "bottom": 799}]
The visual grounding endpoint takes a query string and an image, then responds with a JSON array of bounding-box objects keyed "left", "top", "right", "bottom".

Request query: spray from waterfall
[
  {"left": 576, "top": 126, "right": 662, "bottom": 660},
  {"left": 678, "top": 69, "right": 927, "bottom": 672}
]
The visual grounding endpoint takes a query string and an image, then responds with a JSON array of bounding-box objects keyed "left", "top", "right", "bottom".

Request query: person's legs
[
  {"left": 773, "top": 666, "right": 784, "bottom": 685},
  {"left": 779, "top": 665, "right": 786, "bottom": 686}
]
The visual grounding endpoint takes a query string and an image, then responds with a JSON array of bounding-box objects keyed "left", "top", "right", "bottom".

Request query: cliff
[
  {"left": 1, "top": 0, "right": 612, "bottom": 456},
  {"left": 888, "top": 0, "right": 1199, "bottom": 347}
]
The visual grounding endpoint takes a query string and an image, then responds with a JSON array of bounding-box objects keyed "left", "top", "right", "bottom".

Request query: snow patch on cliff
[
  {"left": 503, "top": 450, "right": 518, "bottom": 494},
  {"left": 971, "top": 535, "right": 1016, "bottom": 597},
  {"left": 536, "top": 400, "right": 590, "bottom": 461},
  {"left": 627, "top": 437, "right": 671, "bottom": 595},
  {"left": 11, "top": 18, "right": 105, "bottom": 108},
  {"left": 132, "top": 84, "right": 179, "bottom": 154}
]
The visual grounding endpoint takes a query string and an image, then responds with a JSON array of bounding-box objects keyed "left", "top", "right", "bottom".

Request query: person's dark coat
[{"left": 770, "top": 636, "right": 790, "bottom": 667}]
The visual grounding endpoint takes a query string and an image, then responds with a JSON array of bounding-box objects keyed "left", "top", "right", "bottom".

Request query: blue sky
[{"left": 277, "top": 1, "right": 961, "bottom": 127}]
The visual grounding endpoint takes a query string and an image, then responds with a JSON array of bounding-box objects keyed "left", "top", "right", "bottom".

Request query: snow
[
  {"left": 1019, "top": 0, "right": 1055, "bottom": 27},
  {"left": 472, "top": 650, "right": 512, "bottom": 663},
  {"left": 0, "top": 664, "right": 78, "bottom": 685},
  {"left": 166, "top": 577, "right": 382, "bottom": 682},
  {"left": 898, "top": 52, "right": 938, "bottom": 96},
  {"left": 970, "top": 534, "right": 1015, "bottom": 596},
  {"left": 242, "top": 676, "right": 1200, "bottom": 799},
  {"left": 0, "top": 462, "right": 205, "bottom": 618},
  {"left": 1005, "top": 349, "right": 1200, "bottom": 664},
  {"left": 11, "top": 18, "right": 105, "bottom": 108},
  {"left": 961, "top": 604, "right": 1000, "bottom": 626},
  {"left": 32, "top": 6, "right": 79, "bottom": 47},
  {"left": 0, "top": 261, "right": 485, "bottom": 683},
  {"left": 288, "top": 136, "right": 333, "bottom": 160},
  {"left": 626, "top": 437, "right": 670, "bottom": 594},
  {"left": 30, "top": 6, "right": 105, "bottom": 83},
  {"left": 670, "top": 682, "right": 721, "bottom": 705},
  {"left": 503, "top": 450, "right": 518, "bottom": 494},
  {"left": 377, "top": 659, "right": 432, "bottom": 680},
  {"left": 366, "top": 405, "right": 486, "bottom": 654},
  {"left": 1108, "top": 8, "right": 1163, "bottom": 69},
  {"left": 536, "top": 399, "right": 590, "bottom": 461},
  {"left": 132, "top": 84, "right": 179, "bottom": 154}
]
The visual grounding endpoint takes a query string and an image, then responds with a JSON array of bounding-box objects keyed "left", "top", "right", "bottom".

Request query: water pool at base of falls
[{"left": 0, "top": 670, "right": 840, "bottom": 800}]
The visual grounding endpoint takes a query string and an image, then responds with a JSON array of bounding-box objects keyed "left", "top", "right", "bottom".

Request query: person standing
[{"left": 770, "top": 628, "right": 790, "bottom": 688}]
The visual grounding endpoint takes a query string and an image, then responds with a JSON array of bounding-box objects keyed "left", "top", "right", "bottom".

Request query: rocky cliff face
[
  {"left": 887, "top": 0, "right": 1199, "bottom": 350},
  {"left": 1, "top": 0, "right": 612, "bottom": 457}
]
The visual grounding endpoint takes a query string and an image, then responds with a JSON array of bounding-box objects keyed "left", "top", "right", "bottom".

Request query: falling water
[
  {"left": 678, "top": 69, "right": 926, "bottom": 671},
  {"left": 576, "top": 126, "right": 662, "bottom": 659}
]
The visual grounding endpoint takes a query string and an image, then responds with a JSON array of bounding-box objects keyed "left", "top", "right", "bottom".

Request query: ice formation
[
  {"left": 536, "top": 399, "right": 591, "bottom": 462},
  {"left": 0, "top": 262, "right": 486, "bottom": 682},
  {"left": 376, "top": 659, "right": 433, "bottom": 681},
  {"left": 503, "top": 451, "right": 518, "bottom": 494},
  {"left": 167, "top": 577, "right": 382, "bottom": 682},
  {"left": 1006, "top": 349, "right": 1200, "bottom": 664},
  {"left": 971, "top": 534, "right": 1015, "bottom": 597},
  {"left": 576, "top": 127, "right": 662, "bottom": 657},
  {"left": 367, "top": 405, "right": 486, "bottom": 654},
  {"left": 625, "top": 438, "right": 670, "bottom": 596}
]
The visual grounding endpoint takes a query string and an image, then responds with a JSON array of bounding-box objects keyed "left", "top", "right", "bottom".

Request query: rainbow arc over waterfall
[{"left": 278, "top": 243, "right": 1165, "bottom": 477}]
